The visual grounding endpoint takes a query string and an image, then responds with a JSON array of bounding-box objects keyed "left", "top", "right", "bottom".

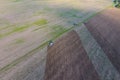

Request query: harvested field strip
[
  {"left": 0, "top": 19, "right": 48, "bottom": 39},
  {"left": 33, "top": 6, "right": 109, "bottom": 33},
  {"left": 0, "top": 25, "right": 68, "bottom": 65},
  {"left": 0, "top": 18, "right": 68, "bottom": 39},
  {"left": 33, "top": 19, "right": 68, "bottom": 31},
  {"left": 0, "top": 25, "right": 30, "bottom": 39},
  {"left": 0, "top": 3, "right": 112, "bottom": 39},
  {"left": 0, "top": 26, "right": 72, "bottom": 74},
  {"left": 0, "top": 41, "right": 48, "bottom": 73}
]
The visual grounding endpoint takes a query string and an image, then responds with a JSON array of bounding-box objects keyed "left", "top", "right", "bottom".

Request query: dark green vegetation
[{"left": 114, "top": 0, "right": 120, "bottom": 8}]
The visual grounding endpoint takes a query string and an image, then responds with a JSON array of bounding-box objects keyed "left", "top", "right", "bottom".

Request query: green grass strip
[
  {"left": 33, "top": 19, "right": 48, "bottom": 26},
  {"left": 0, "top": 25, "right": 30, "bottom": 39}
]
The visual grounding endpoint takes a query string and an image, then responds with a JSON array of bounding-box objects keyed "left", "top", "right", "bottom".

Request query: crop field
[{"left": 0, "top": 0, "right": 112, "bottom": 80}]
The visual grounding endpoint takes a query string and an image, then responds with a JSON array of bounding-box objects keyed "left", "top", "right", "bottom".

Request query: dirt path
[
  {"left": 85, "top": 8, "right": 120, "bottom": 73},
  {"left": 75, "top": 24, "right": 120, "bottom": 80}
]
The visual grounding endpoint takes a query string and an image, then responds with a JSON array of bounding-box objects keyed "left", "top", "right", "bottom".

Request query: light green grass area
[
  {"left": 0, "top": 25, "right": 30, "bottom": 39},
  {"left": 33, "top": 19, "right": 48, "bottom": 26},
  {"left": 52, "top": 27, "right": 72, "bottom": 41},
  {"left": 51, "top": 25, "right": 68, "bottom": 37},
  {"left": 0, "top": 18, "right": 48, "bottom": 39},
  {"left": 11, "top": 25, "right": 30, "bottom": 32}
]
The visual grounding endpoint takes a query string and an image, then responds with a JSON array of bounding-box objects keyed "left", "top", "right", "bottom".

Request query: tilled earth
[
  {"left": 84, "top": 8, "right": 120, "bottom": 74},
  {"left": 45, "top": 30, "right": 100, "bottom": 80}
]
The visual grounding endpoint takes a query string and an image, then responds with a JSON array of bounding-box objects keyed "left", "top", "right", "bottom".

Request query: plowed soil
[
  {"left": 45, "top": 30, "right": 100, "bottom": 80},
  {"left": 84, "top": 8, "right": 120, "bottom": 73}
]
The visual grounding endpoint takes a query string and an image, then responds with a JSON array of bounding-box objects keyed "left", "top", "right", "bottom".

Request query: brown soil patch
[{"left": 44, "top": 30, "right": 100, "bottom": 80}]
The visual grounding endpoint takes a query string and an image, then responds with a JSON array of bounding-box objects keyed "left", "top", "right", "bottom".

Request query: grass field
[{"left": 0, "top": 0, "right": 112, "bottom": 80}]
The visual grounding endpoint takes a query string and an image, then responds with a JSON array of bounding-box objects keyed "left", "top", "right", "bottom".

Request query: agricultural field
[{"left": 0, "top": 0, "right": 112, "bottom": 80}]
